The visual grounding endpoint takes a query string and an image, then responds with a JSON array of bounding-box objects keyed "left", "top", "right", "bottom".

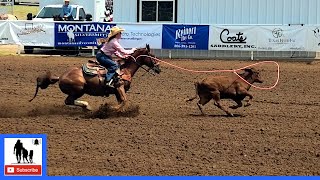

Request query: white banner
[
  {"left": 9, "top": 21, "right": 54, "bottom": 47},
  {"left": 0, "top": 21, "right": 14, "bottom": 44},
  {"left": 306, "top": 26, "right": 320, "bottom": 51},
  {"left": 209, "top": 26, "right": 258, "bottom": 51},
  {"left": 1, "top": 22, "right": 320, "bottom": 52},
  {"left": 119, "top": 24, "right": 162, "bottom": 49},
  {"left": 256, "top": 26, "right": 307, "bottom": 51}
]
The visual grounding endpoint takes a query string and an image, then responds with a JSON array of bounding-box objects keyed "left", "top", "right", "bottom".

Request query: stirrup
[{"left": 105, "top": 79, "right": 114, "bottom": 87}]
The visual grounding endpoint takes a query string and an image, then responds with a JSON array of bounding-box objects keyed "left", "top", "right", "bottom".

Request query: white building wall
[
  {"left": 113, "top": 0, "right": 137, "bottom": 23},
  {"left": 114, "top": 0, "right": 320, "bottom": 25},
  {"left": 113, "top": 0, "right": 319, "bottom": 59},
  {"left": 177, "top": 0, "right": 320, "bottom": 25}
]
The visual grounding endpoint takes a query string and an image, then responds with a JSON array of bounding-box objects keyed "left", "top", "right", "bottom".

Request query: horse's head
[{"left": 130, "top": 44, "right": 161, "bottom": 74}]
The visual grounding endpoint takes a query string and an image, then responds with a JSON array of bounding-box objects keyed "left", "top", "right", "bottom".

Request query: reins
[{"left": 127, "top": 55, "right": 157, "bottom": 76}]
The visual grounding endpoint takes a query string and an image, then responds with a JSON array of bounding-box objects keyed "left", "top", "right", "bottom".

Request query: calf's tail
[{"left": 29, "top": 71, "right": 59, "bottom": 102}]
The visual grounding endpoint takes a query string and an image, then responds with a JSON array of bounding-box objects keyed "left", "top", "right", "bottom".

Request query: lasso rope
[{"left": 131, "top": 55, "right": 280, "bottom": 90}]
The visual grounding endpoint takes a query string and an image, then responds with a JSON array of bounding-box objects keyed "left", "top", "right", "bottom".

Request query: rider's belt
[{"left": 99, "top": 50, "right": 112, "bottom": 59}]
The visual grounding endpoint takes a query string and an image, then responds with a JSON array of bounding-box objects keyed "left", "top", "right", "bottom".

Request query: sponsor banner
[
  {"left": 256, "top": 26, "right": 308, "bottom": 51},
  {"left": 162, "top": 24, "right": 209, "bottom": 50},
  {"left": 307, "top": 26, "right": 320, "bottom": 51},
  {"left": 9, "top": 21, "right": 54, "bottom": 46},
  {"left": 0, "top": 21, "right": 12, "bottom": 44},
  {"left": 54, "top": 22, "right": 116, "bottom": 47},
  {"left": 1, "top": 134, "right": 47, "bottom": 177},
  {"left": 119, "top": 24, "right": 162, "bottom": 49},
  {"left": 209, "top": 26, "right": 258, "bottom": 51}
]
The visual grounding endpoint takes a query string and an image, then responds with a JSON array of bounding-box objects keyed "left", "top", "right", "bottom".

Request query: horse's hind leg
[{"left": 65, "top": 94, "right": 92, "bottom": 111}]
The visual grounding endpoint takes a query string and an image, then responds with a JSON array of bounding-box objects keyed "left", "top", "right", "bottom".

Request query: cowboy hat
[
  {"left": 107, "top": 26, "right": 125, "bottom": 39},
  {"left": 64, "top": 0, "right": 70, "bottom": 2}
]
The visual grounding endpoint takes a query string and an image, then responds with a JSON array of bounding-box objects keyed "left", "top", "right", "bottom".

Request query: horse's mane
[{"left": 120, "top": 48, "right": 149, "bottom": 69}]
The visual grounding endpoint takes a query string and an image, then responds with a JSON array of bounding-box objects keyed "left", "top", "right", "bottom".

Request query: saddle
[
  {"left": 82, "top": 60, "right": 107, "bottom": 76},
  {"left": 82, "top": 60, "right": 132, "bottom": 82}
]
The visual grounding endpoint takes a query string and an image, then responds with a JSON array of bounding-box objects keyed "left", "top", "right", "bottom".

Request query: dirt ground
[{"left": 0, "top": 55, "right": 319, "bottom": 175}]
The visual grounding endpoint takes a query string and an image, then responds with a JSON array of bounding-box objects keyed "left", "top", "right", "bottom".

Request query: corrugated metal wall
[
  {"left": 178, "top": 0, "right": 320, "bottom": 25},
  {"left": 113, "top": 0, "right": 137, "bottom": 23},
  {"left": 113, "top": 0, "right": 319, "bottom": 59},
  {"left": 114, "top": 0, "right": 320, "bottom": 25}
]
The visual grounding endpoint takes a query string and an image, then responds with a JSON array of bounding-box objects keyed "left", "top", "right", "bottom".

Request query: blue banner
[
  {"left": 162, "top": 24, "right": 209, "bottom": 50},
  {"left": 54, "top": 22, "right": 116, "bottom": 47}
]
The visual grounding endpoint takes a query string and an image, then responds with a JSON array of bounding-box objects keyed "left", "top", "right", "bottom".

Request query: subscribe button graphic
[
  {"left": 4, "top": 137, "right": 45, "bottom": 176},
  {"left": 5, "top": 165, "right": 42, "bottom": 176}
]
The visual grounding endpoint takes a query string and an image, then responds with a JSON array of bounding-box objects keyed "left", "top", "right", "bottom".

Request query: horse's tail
[
  {"left": 29, "top": 71, "right": 59, "bottom": 102},
  {"left": 186, "top": 82, "right": 200, "bottom": 102}
]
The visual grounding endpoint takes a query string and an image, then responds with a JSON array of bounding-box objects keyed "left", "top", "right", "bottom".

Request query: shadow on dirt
[
  {"left": 188, "top": 113, "right": 245, "bottom": 117},
  {"left": 0, "top": 105, "right": 84, "bottom": 118},
  {"left": 0, "top": 103, "right": 140, "bottom": 119}
]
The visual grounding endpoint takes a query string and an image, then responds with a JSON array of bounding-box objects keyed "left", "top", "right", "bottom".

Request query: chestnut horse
[{"left": 29, "top": 44, "right": 161, "bottom": 111}]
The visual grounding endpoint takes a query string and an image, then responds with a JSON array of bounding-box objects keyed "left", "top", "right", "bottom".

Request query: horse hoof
[
  {"left": 120, "top": 106, "right": 128, "bottom": 113},
  {"left": 227, "top": 113, "right": 234, "bottom": 117},
  {"left": 84, "top": 105, "right": 93, "bottom": 111},
  {"left": 244, "top": 103, "right": 251, "bottom": 107},
  {"left": 111, "top": 105, "right": 121, "bottom": 110}
]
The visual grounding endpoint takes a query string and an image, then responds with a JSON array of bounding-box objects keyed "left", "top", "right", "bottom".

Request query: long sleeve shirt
[
  {"left": 100, "top": 38, "right": 134, "bottom": 59},
  {"left": 62, "top": 5, "right": 73, "bottom": 17}
]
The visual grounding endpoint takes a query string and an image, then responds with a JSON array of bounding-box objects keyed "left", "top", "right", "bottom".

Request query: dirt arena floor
[{"left": 0, "top": 55, "right": 319, "bottom": 175}]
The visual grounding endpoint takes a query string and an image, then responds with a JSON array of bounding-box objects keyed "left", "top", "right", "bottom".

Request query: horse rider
[
  {"left": 13, "top": 140, "right": 23, "bottom": 163},
  {"left": 96, "top": 26, "right": 136, "bottom": 88},
  {"left": 61, "top": 0, "right": 74, "bottom": 21}
]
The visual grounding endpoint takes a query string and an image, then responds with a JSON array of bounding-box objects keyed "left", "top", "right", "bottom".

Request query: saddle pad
[{"left": 82, "top": 63, "right": 106, "bottom": 76}]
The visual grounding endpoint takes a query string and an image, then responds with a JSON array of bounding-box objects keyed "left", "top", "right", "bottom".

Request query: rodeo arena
[{"left": 0, "top": 0, "right": 320, "bottom": 176}]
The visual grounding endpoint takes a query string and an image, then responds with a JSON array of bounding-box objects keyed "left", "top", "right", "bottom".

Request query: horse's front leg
[{"left": 113, "top": 85, "right": 128, "bottom": 111}]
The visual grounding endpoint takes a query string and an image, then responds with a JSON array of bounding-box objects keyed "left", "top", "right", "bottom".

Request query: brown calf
[{"left": 186, "top": 68, "right": 263, "bottom": 117}]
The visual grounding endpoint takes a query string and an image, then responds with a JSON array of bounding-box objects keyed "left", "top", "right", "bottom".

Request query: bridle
[{"left": 127, "top": 49, "right": 159, "bottom": 75}]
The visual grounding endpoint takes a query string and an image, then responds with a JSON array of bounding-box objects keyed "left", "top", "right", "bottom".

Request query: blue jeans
[{"left": 96, "top": 52, "right": 118, "bottom": 82}]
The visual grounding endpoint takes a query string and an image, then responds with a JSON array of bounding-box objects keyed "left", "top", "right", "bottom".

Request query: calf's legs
[
  {"left": 194, "top": 88, "right": 254, "bottom": 117},
  {"left": 243, "top": 92, "right": 253, "bottom": 107},
  {"left": 197, "top": 95, "right": 211, "bottom": 115},
  {"left": 211, "top": 92, "right": 234, "bottom": 117},
  {"left": 229, "top": 99, "right": 243, "bottom": 109},
  {"left": 236, "top": 88, "right": 254, "bottom": 107}
]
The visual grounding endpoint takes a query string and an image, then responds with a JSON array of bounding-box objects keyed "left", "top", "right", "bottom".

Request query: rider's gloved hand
[{"left": 124, "top": 55, "right": 130, "bottom": 60}]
